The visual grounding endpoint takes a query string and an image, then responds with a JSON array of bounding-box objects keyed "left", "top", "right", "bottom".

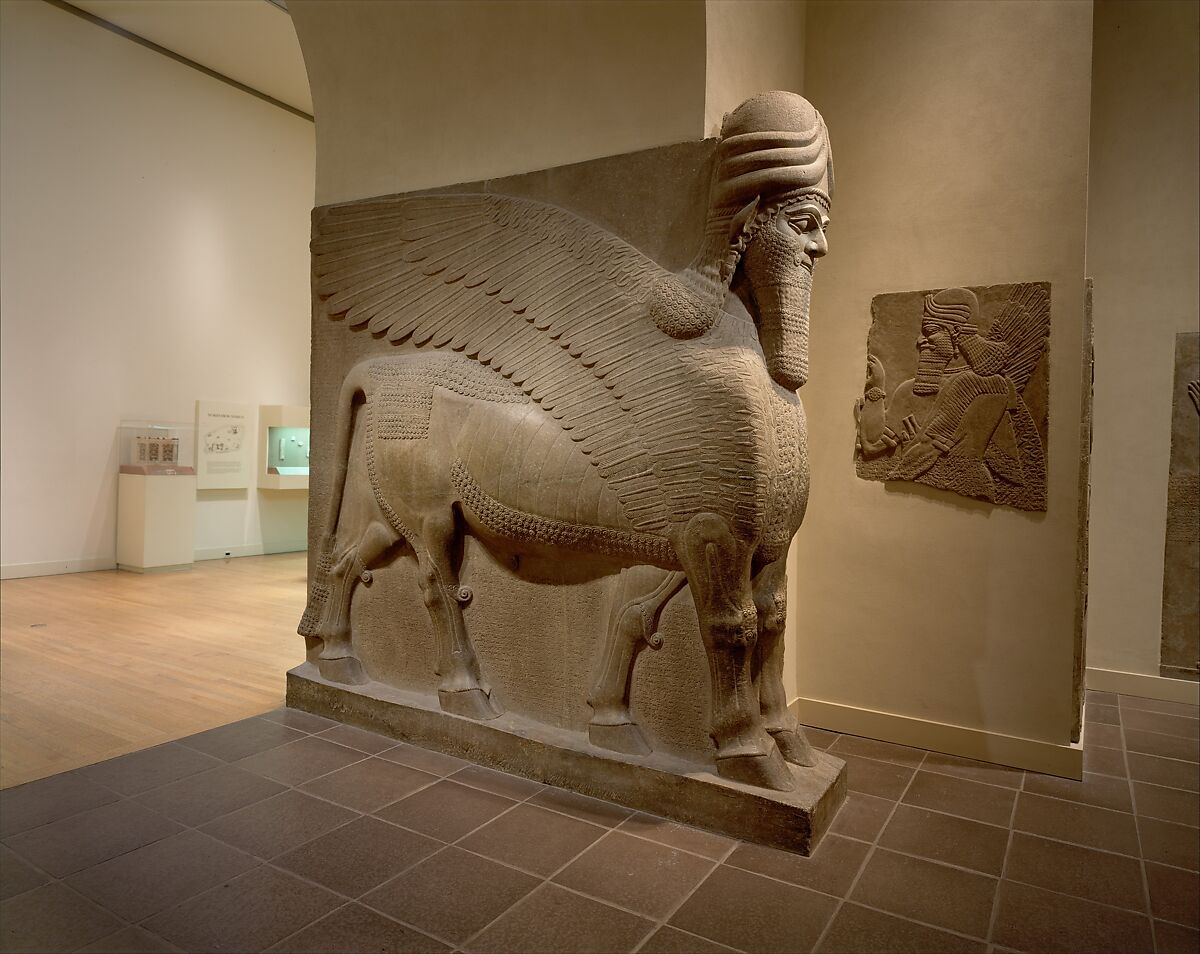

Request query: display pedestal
[
  {"left": 287, "top": 663, "right": 847, "bottom": 855},
  {"left": 116, "top": 473, "right": 196, "bottom": 572}
]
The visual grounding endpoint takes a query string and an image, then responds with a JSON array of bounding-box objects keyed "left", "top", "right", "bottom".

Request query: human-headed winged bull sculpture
[{"left": 300, "top": 92, "right": 833, "bottom": 792}]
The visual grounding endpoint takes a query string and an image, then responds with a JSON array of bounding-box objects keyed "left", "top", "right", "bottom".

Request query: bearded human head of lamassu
[{"left": 661, "top": 91, "right": 833, "bottom": 391}]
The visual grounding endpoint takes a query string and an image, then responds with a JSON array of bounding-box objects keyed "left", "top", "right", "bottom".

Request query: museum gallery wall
[
  {"left": 0, "top": 0, "right": 314, "bottom": 577},
  {"left": 1084, "top": 0, "right": 1200, "bottom": 696}
]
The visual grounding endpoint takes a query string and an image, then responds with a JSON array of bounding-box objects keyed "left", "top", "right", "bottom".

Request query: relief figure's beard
[
  {"left": 753, "top": 265, "right": 813, "bottom": 391},
  {"left": 913, "top": 339, "right": 954, "bottom": 395}
]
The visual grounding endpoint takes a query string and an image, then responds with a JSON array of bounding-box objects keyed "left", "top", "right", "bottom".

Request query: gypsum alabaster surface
[
  {"left": 853, "top": 282, "right": 1051, "bottom": 512},
  {"left": 1160, "top": 332, "right": 1199, "bottom": 681},
  {"left": 300, "top": 91, "right": 835, "bottom": 794}
]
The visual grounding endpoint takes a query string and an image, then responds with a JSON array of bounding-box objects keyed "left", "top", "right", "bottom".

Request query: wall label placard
[{"left": 195, "top": 400, "right": 254, "bottom": 490}]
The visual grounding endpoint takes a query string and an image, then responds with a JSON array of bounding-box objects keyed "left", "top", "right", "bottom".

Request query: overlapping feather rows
[{"left": 313, "top": 192, "right": 790, "bottom": 542}]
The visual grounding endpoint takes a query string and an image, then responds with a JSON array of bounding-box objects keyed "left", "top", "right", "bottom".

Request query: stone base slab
[{"left": 287, "top": 663, "right": 846, "bottom": 855}]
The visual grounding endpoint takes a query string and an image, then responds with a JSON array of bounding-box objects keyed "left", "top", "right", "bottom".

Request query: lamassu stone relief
[
  {"left": 854, "top": 283, "right": 1051, "bottom": 511},
  {"left": 1160, "top": 332, "right": 1199, "bottom": 681},
  {"left": 296, "top": 92, "right": 841, "bottom": 802}
]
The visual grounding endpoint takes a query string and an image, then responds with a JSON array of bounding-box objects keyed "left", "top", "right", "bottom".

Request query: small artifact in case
[{"left": 119, "top": 423, "right": 195, "bottom": 476}]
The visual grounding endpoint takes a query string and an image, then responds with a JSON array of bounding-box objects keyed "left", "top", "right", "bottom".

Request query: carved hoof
[
  {"left": 716, "top": 747, "right": 795, "bottom": 792},
  {"left": 439, "top": 687, "right": 503, "bottom": 721},
  {"left": 770, "top": 728, "right": 819, "bottom": 767},
  {"left": 317, "top": 655, "right": 368, "bottom": 686},
  {"left": 589, "top": 721, "right": 652, "bottom": 756}
]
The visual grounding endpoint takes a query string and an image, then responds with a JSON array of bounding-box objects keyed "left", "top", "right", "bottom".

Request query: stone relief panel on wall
[
  {"left": 854, "top": 283, "right": 1051, "bottom": 511},
  {"left": 1160, "top": 332, "right": 1199, "bottom": 681},
  {"left": 298, "top": 92, "right": 837, "bottom": 794}
]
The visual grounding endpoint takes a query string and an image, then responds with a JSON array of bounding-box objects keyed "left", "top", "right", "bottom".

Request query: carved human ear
[
  {"left": 719, "top": 198, "right": 761, "bottom": 285},
  {"left": 728, "top": 197, "right": 761, "bottom": 244}
]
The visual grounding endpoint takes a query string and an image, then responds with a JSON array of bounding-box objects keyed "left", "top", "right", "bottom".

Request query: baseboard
[
  {"left": 4, "top": 543, "right": 307, "bottom": 578},
  {"left": 1085, "top": 667, "right": 1200, "bottom": 705},
  {"left": 263, "top": 539, "right": 307, "bottom": 556},
  {"left": 790, "top": 696, "right": 1083, "bottom": 779},
  {"left": 0, "top": 556, "right": 117, "bottom": 580},
  {"left": 194, "top": 541, "right": 307, "bottom": 562},
  {"left": 116, "top": 562, "right": 193, "bottom": 574}
]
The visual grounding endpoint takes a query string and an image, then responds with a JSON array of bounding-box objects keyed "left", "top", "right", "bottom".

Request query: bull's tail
[
  {"left": 320, "top": 367, "right": 371, "bottom": 551},
  {"left": 299, "top": 365, "right": 372, "bottom": 638}
]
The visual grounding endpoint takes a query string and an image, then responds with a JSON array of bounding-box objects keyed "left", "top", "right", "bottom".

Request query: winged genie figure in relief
[{"left": 299, "top": 92, "right": 834, "bottom": 792}]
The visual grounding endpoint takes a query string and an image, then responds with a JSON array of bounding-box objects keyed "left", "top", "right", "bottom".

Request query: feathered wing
[
  {"left": 986, "top": 282, "right": 1051, "bottom": 393},
  {"left": 983, "top": 281, "right": 1050, "bottom": 511},
  {"left": 312, "top": 193, "right": 680, "bottom": 533}
]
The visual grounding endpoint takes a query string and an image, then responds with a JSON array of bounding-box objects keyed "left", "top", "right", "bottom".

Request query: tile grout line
[
  {"left": 453, "top": 814, "right": 650, "bottom": 952},
  {"left": 840, "top": 751, "right": 1025, "bottom": 794},
  {"left": 12, "top": 725, "right": 1199, "bottom": 926},
  {"left": 17, "top": 725, "right": 436, "bottom": 950},
  {"left": 12, "top": 749, "right": 1045, "bottom": 951},
  {"left": 1122, "top": 701, "right": 1159, "bottom": 952},
  {"left": 3, "top": 722, "right": 349, "bottom": 952},
  {"left": 984, "top": 766, "right": 1024, "bottom": 947},
  {"left": 176, "top": 756, "right": 558, "bottom": 953},
  {"left": 9, "top": 710, "right": 1198, "bottom": 951},
  {"left": 626, "top": 834, "right": 742, "bottom": 954},
  {"left": 811, "top": 750, "right": 926, "bottom": 951},
  {"left": 341, "top": 777, "right": 561, "bottom": 951}
]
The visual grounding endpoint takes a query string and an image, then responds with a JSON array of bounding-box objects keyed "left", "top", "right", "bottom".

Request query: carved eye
[{"left": 788, "top": 215, "right": 817, "bottom": 234}]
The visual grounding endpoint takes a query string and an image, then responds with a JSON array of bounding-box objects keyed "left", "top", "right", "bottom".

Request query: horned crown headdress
[
  {"left": 657, "top": 91, "right": 833, "bottom": 340},
  {"left": 714, "top": 91, "right": 834, "bottom": 214}
]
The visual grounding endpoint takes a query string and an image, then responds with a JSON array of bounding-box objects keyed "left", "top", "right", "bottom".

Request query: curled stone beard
[
  {"left": 913, "top": 336, "right": 954, "bottom": 396},
  {"left": 753, "top": 265, "right": 812, "bottom": 391}
]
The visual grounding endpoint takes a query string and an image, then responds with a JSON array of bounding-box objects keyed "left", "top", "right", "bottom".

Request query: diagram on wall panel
[
  {"left": 853, "top": 282, "right": 1051, "bottom": 512},
  {"left": 1160, "top": 332, "right": 1199, "bottom": 681},
  {"left": 195, "top": 400, "right": 254, "bottom": 490}
]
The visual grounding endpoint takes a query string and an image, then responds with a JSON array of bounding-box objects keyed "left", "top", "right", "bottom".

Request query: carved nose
[{"left": 806, "top": 229, "right": 828, "bottom": 260}]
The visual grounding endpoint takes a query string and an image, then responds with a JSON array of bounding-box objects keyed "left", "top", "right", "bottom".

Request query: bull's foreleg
[
  {"left": 314, "top": 519, "right": 398, "bottom": 685},
  {"left": 588, "top": 567, "right": 686, "bottom": 756},
  {"left": 680, "top": 514, "right": 794, "bottom": 792},
  {"left": 417, "top": 510, "right": 502, "bottom": 721},
  {"left": 752, "top": 558, "right": 817, "bottom": 767}
]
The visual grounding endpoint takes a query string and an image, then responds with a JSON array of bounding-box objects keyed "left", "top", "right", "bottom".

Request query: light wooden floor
[{"left": 0, "top": 552, "right": 309, "bottom": 789}]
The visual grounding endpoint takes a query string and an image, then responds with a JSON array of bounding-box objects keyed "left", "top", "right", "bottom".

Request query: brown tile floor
[{"left": 1, "top": 691, "right": 1197, "bottom": 953}]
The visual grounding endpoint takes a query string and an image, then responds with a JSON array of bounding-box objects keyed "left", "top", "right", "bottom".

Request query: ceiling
[{"left": 68, "top": 0, "right": 312, "bottom": 116}]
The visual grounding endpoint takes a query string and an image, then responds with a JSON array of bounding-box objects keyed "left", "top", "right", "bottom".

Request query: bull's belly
[
  {"left": 358, "top": 351, "right": 806, "bottom": 568},
  {"left": 449, "top": 397, "right": 634, "bottom": 533},
  {"left": 441, "top": 394, "right": 679, "bottom": 569}
]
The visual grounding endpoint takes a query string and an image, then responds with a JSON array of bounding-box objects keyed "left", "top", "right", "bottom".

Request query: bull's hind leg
[
  {"left": 752, "top": 558, "right": 817, "bottom": 767},
  {"left": 680, "top": 514, "right": 793, "bottom": 792},
  {"left": 588, "top": 567, "right": 686, "bottom": 755},
  {"left": 416, "top": 509, "right": 501, "bottom": 721},
  {"left": 313, "top": 519, "right": 400, "bottom": 685}
]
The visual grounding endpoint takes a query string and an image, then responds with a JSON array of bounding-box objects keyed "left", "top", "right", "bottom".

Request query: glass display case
[
  {"left": 267, "top": 425, "right": 310, "bottom": 476},
  {"left": 259, "top": 405, "right": 310, "bottom": 490},
  {"left": 118, "top": 421, "right": 195, "bottom": 476}
]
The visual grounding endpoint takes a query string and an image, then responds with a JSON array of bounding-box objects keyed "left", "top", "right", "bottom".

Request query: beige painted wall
[
  {"left": 792, "top": 0, "right": 1094, "bottom": 746},
  {"left": 704, "top": 0, "right": 806, "bottom": 136},
  {"left": 1085, "top": 0, "right": 1200, "bottom": 677},
  {"left": 0, "top": 0, "right": 314, "bottom": 575},
  {"left": 289, "top": 0, "right": 707, "bottom": 205}
]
